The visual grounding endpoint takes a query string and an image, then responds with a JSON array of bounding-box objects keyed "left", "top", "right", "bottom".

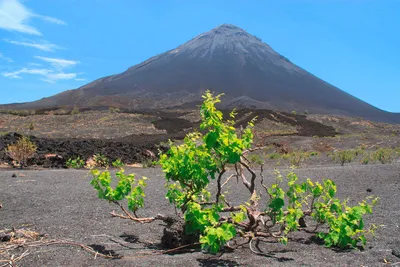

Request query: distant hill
[{"left": 3, "top": 24, "right": 399, "bottom": 123}]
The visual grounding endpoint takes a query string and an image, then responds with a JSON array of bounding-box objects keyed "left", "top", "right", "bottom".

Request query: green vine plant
[
  {"left": 66, "top": 156, "right": 85, "bottom": 169},
  {"left": 90, "top": 91, "right": 378, "bottom": 255}
]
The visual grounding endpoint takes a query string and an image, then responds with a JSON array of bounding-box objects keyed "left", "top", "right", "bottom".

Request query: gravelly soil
[
  {"left": 1, "top": 164, "right": 400, "bottom": 266},
  {"left": 0, "top": 111, "right": 164, "bottom": 139}
]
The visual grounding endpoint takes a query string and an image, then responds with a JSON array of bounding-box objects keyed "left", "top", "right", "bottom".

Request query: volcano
[{"left": 5, "top": 24, "right": 400, "bottom": 123}]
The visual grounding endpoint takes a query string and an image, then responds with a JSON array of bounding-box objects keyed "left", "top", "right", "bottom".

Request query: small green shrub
[
  {"left": 361, "top": 155, "right": 370, "bottom": 165},
  {"left": 7, "top": 110, "right": 32, "bottom": 116},
  {"left": 6, "top": 136, "right": 37, "bottom": 168},
  {"left": 71, "top": 107, "right": 80, "bottom": 115},
  {"left": 93, "top": 153, "right": 109, "bottom": 167},
  {"left": 53, "top": 109, "right": 70, "bottom": 115},
  {"left": 282, "top": 150, "right": 310, "bottom": 167},
  {"left": 291, "top": 110, "right": 297, "bottom": 115},
  {"left": 269, "top": 152, "right": 281, "bottom": 160},
  {"left": 28, "top": 122, "right": 35, "bottom": 131},
  {"left": 331, "top": 150, "right": 355, "bottom": 166},
  {"left": 372, "top": 148, "right": 395, "bottom": 164},
  {"left": 109, "top": 107, "right": 120, "bottom": 113},
  {"left": 248, "top": 153, "right": 264, "bottom": 165},
  {"left": 142, "top": 159, "right": 157, "bottom": 168},
  {"left": 112, "top": 159, "right": 124, "bottom": 168},
  {"left": 354, "top": 147, "right": 365, "bottom": 157},
  {"left": 66, "top": 156, "right": 85, "bottom": 169}
]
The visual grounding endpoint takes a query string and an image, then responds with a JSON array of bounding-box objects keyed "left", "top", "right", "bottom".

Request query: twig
[
  {"left": 0, "top": 249, "right": 29, "bottom": 266},
  {"left": 13, "top": 249, "right": 30, "bottom": 262},
  {"left": 227, "top": 237, "right": 251, "bottom": 249},
  {"left": 111, "top": 201, "right": 166, "bottom": 223},
  {"left": 47, "top": 240, "right": 119, "bottom": 259},
  {"left": 221, "top": 206, "right": 241, "bottom": 212},
  {"left": 240, "top": 160, "right": 257, "bottom": 194},
  {"left": 2, "top": 239, "right": 119, "bottom": 259},
  {"left": 159, "top": 242, "right": 201, "bottom": 254},
  {"left": 236, "top": 163, "right": 251, "bottom": 192},
  {"left": 249, "top": 238, "right": 267, "bottom": 256},
  {"left": 215, "top": 168, "right": 226, "bottom": 203},
  {"left": 121, "top": 242, "right": 202, "bottom": 260},
  {"left": 221, "top": 174, "right": 236, "bottom": 188},
  {"left": 260, "top": 164, "right": 270, "bottom": 195}
]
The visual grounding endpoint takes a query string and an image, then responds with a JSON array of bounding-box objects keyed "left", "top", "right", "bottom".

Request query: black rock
[
  {"left": 393, "top": 249, "right": 400, "bottom": 259},
  {"left": 299, "top": 217, "right": 307, "bottom": 228}
]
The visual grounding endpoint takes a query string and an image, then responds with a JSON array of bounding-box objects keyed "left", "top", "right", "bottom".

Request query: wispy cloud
[
  {"left": 34, "top": 56, "right": 79, "bottom": 69},
  {"left": 28, "top": 62, "right": 42, "bottom": 67},
  {"left": 3, "top": 68, "right": 50, "bottom": 79},
  {"left": 4, "top": 39, "right": 61, "bottom": 52},
  {"left": 2, "top": 67, "right": 77, "bottom": 82},
  {"left": 33, "top": 14, "right": 67, "bottom": 26},
  {"left": 46, "top": 72, "right": 76, "bottom": 80},
  {"left": 0, "top": 0, "right": 66, "bottom": 36},
  {"left": 0, "top": 51, "right": 13, "bottom": 62},
  {"left": 40, "top": 72, "right": 77, "bottom": 83},
  {"left": 2, "top": 55, "right": 83, "bottom": 82}
]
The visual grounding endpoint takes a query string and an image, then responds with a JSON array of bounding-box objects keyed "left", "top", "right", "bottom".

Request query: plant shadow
[
  {"left": 88, "top": 244, "right": 120, "bottom": 258},
  {"left": 197, "top": 258, "right": 240, "bottom": 267},
  {"left": 118, "top": 233, "right": 160, "bottom": 250},
  {"left": 291, "top": 234, "right": 363, "bottom": 253},
  {"left": 119, "top": 233, "right": 139, "bottom": 243}
]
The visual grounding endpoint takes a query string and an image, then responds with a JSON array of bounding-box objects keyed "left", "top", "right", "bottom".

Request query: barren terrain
[
  {"left": 1, "top": 109, "right": 400, "bottom": 266},
  {"left": 1, "top": 109, "right": 399, "bottom": 169},
  {"left": 1, "top": 165, "right": 400, "bottom": 266}
]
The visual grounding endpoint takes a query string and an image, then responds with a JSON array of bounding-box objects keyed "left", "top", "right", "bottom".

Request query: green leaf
[
  {"left": 269, "top": 197, "right": 285, "bottom": 211},
  {"left": 231, "top": 211, "right": 246, "bottom": 223},
  {"left": 220, "top": 223, "right": 236, "bottom": 240},
  {"left": 205, "top": 132, "right": 218, "bottom": 149}
]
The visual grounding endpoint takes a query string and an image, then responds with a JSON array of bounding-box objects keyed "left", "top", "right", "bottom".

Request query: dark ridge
[{"left": 0, "top": 132, "right": 168, "bottom": 168}]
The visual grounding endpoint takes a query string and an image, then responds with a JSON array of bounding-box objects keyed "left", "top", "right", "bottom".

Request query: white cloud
[
  {"left": 35, "top": 56, "right": 79, "bottom": 69},
  {"left": 4, "top": 39, "right": 61, "bottom": 52},
  {"left": 40, "top": 72, "right": 77, "bottom": 83},
  {"left": 0, "top": 0, "right": 40, "bottom": 35},
  {"left": 40, "top": 78, "right": 55, "bottom": 83},
  {"left": 2, "top": 68, "right": 50, "bottom": 79},
  {"left": 0, "top": 51, "right": 13, "bottom": 62},
  {"left": 0, "top": 0, "right": 66, "bottom": 35},
  {"left": 33, "top": 14, "right": 67, "bottom": 26},
  {"left": 46, "top": 72, "right": 76, "bottom": 80},
  {"left": 28, "top": 62, "right": 42, "bottom": 67},
  {"left": 2, "top": 67, "right": 77, "bottom": 82},
  {"left": 2, "top": 54, "right": 85, "bottom": 83},
  {"left": 75, "top": 78, "right": 87, "bottom": 81}
]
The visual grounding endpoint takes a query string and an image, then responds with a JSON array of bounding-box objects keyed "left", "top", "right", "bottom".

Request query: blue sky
[{"left": 0, "top": 0, "right": 399, "bottom": 112}]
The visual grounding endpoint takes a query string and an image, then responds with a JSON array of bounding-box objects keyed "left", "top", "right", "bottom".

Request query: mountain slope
[{"left": 5, "top": 24, "right": 400, "bottom": 123}]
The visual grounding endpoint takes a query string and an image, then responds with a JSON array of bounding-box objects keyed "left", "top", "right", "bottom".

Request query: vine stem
[
  {"left": 111, "top": 201, "right": 166, "bottom": 223},
  {"left": 215, "top": 167, "right": 226, "bottom": 203}
]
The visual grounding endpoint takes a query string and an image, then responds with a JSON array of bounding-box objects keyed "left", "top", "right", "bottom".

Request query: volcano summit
[{"left": 6, "top": 24, "right": 400, "bottom": 123}]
